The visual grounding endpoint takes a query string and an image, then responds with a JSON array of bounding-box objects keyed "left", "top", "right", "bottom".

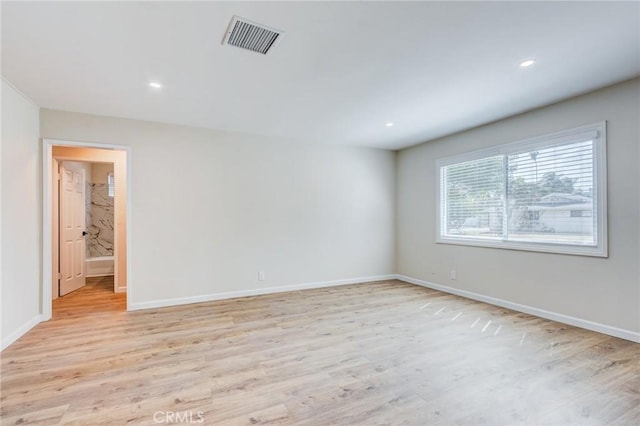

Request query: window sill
[{"left": 436, "top": 236, "right": 608, "bottom": 258}]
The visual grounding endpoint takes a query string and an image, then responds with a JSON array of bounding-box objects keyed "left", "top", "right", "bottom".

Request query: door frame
[{"left": 43, "top": 138, "right": 132, "bottom": 320}]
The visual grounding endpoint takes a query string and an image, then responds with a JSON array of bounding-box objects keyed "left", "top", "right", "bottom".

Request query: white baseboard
[
  {"left": 1, "top": 314, "right": 42, "bottom": 351},
  {"left": 395, "top": 274, "right": 640, "bottom": 343},
  {"left": 129, "top": 274, "right": 396, "bottom": 311}
]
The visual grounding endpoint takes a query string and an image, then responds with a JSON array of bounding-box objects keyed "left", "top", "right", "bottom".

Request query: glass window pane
[
  {"left": 506, "top": 140, "right": 595, "bottom": 245},
  {"left": 443, "top": 155, "right": 504, "bottom": 239}
]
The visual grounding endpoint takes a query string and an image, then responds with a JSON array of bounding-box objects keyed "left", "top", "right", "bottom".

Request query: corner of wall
[
  {"left": 0, "top": 315, "right": 42, "bottom": 351},
  {"left": 392, "top": 149, "right": 400, "bottom": 275}
]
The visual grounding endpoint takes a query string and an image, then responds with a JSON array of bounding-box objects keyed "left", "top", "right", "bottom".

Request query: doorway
[{"left": 43, "top": 139, "right": 131, "bottom": 321}]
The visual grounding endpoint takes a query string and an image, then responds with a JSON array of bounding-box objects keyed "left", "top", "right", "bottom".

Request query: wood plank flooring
[{"left": 1, "top": 279, "right": 638, "bottom": 425}]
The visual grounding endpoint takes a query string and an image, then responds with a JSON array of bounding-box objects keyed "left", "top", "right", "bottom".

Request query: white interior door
[{"left": 60, "top": 163, "right": 87, "bottom": 296}]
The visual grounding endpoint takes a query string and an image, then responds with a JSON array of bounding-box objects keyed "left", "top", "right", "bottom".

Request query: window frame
[{"left": 436, "top": 122, "right": 607, "bottom": 257}]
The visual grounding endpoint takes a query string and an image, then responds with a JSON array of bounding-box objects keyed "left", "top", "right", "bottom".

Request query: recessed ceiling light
[
  {"left": 385, "top": 122, "right": 394, "bottom": 127},
  {"left": 519, "top": 59, "right": 536, "bottom": 68},
  {"left": 148, "top": 81, "right": 163, "bottom": 89}
]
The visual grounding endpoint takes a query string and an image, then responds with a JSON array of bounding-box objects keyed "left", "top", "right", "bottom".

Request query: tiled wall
[{"left": 86, "top": 182, "right": 114, "bottom": 257}]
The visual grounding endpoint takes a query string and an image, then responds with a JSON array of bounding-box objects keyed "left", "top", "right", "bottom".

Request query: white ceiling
[{"left": 2, "top": 1, "right": 639, "bottom": 150}]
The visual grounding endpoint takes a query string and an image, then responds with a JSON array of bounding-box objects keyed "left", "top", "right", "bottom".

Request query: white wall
[
  {"left": 396, "top": 78, "right": 640, "bottom": 336},
  {"left": 40, "top": 110, "right": 396, "bottom": 308},
  {"left": 1, "top": 80, "right": 41, "bottom": 350}
]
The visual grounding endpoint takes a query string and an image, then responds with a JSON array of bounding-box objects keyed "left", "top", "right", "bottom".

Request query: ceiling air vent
[{"left": 222, "top": 16, "right": 284, "bottom": 55}]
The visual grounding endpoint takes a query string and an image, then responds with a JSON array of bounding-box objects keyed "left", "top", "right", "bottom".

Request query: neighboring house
[
  {"left": 456, "top": 193, "right": 594, "bottom": 236},
  {"left": 526, "top": 193, "right": 593, "bottom": 234}
]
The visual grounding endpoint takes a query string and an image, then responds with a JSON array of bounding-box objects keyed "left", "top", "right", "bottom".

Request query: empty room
[{"left": 1, "top": 1, "right": 639, "bottom": 425}]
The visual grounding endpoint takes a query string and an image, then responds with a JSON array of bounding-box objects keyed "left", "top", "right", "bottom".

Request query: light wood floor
[{"left": 1, "top": 279, "right": 638, "bottom": 425}]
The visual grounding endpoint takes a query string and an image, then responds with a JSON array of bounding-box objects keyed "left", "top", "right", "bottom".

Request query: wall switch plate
[
  {"left": 258, "top": 271, "right": 265, "bottom": 281},
  {"left": 450, "top": 270, "right": 457, "bottom": 280}
]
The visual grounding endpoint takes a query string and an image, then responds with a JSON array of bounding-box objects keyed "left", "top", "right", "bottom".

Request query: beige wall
[
  {"left": 52, "top": 147, "right": 127, "bottom": 292},
  {"left": 90, "top": 162, "right": 114, "bottom": 184},
  {"left": 396, "top": 78, "right": 640, "bottom": 334},
  {"left": 1, "top": 80, "right": 41, "bottom": 349},
  {"left": 41, "top": 110, "right": 396, "bottom": 308}
]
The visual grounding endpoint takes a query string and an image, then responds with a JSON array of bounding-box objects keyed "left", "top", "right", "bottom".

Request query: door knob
[{"left": 82, "top": 231, "right": 89, "bottom": 236}]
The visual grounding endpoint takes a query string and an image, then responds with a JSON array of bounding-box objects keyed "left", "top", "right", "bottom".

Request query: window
[
  {"left": 570, "top": 210, "right": 592, "bottom": 218},
  {"left": 107, "top": 172, "right": 115, "bottom": 197},
  {"left": 437, "top": 122, "right": 607, "bottom": 257}
]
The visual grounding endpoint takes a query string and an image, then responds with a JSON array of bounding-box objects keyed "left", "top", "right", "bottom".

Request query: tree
[
  {"left": 446, "top": 150, "right": 588, "bottom": 234},
  {"left": 508, "top": 164, "right": 579, "bottom": 231},
  {"left": 538, "top": 172, "right": 576, "bottom": 196}
]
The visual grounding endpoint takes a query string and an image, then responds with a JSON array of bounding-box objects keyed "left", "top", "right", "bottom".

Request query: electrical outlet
[
  {"left": 258, "top": 271, "right": 265, "bottom": 281},
  {"left": 450, "top": 270, "right": 457, "bottom": 280}
]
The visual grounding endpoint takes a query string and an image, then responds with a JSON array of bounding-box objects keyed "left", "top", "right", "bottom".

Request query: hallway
[{"left": 53, "top": 276, "right": 125, "bottom": 319}]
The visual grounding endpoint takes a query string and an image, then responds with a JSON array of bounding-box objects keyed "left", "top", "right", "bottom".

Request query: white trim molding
[
  {"left": 1, "top": 315, "right": 42, "bottom": 351},
  {"left": 129, "top": 275, "right": 396, "bottom": 311},
  {"left": 396, "top": 274, "right": 640, "bottom": 343}
]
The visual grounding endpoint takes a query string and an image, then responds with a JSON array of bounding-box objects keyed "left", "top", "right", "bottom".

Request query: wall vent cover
[{"left": 222, "top": 16, "right": 284, "bottom": 55}]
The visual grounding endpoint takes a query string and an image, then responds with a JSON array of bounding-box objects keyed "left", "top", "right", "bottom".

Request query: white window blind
[
  {"left": 107, "top": 172, "right": 115, "bottom": 197},
  {"left": 442, "top": 155, "right": 504, "bottom": 240},
  {"left": 437, "top": 122, "right": 607, "bottom": 257}
]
